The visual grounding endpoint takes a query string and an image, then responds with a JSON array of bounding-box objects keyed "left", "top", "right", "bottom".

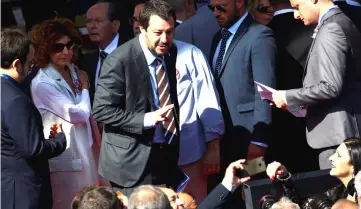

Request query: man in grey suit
[
  {"left": 209, "top": 0, "right": 276, "bottom": 208},
  {"left": 273, "top": 0, "right": 361, "bottom": 169},
  {"left": 93, "top": 0, "right": 180, "bottom": 196},
  {"left": 175, "top": 2, "right": 220, "bottom": 59}
]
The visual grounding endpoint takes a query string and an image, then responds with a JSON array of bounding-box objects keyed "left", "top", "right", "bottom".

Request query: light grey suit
[
  {"left": 285, "top": 8, "right": 361, "bottom": 168},
  {"left": 175, "top": 5, "right": 220, "bottom": 59}
]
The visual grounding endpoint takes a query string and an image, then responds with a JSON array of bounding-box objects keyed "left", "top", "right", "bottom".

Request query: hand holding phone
[{"left": 236, "top": 156, "right": 267, "bottom": 178}]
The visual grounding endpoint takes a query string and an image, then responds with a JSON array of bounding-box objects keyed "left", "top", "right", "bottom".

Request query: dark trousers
[{"left": 111, "top": 143, "right": 177, "bottom": 196}]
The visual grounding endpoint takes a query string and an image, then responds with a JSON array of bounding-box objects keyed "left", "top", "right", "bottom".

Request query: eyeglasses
[
  {"left": 129, "top": 16, "right": 140, "bottom": 25},
  {"left": 52, "top": 40, "right": 75, "bottom": 53},
  {"left": 207, "top": 4, "right": 227, "bottom": 13},
  {"left": 256, "top": 4, "right": 273, "bottom": 14}
]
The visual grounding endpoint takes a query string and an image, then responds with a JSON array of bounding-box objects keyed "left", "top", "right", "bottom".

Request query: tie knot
[
  {"left": 100, "top": 51, "right": 108, "bottom": 59},
  {"left": 221, "top": 28, "right": 231, "bottom": 40},
  {"left": 156, "top": 57, "right": 163, "bottom": 65}
]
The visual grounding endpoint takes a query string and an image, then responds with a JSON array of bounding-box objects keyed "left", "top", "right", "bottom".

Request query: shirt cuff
[
  {"left": 250, "top": 141, "right": 268, "bottom": 148},
  {"left": 143, "top": 112, "right": 156, "bottom": 129},
  {"left": 282, "top": 90, "right": 288, "bottom": 105},
  {"left": 221, "top": 179, "right": 237, "bottom": 192}
]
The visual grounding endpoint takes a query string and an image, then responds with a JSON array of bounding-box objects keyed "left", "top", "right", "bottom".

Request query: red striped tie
[{"left": 156, "top": 57, "right": 177, "bottom": 144}]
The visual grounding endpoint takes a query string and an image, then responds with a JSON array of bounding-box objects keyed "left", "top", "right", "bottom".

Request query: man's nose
[{"left": 293, "top": 10, "right": 300, "bottom": 19}]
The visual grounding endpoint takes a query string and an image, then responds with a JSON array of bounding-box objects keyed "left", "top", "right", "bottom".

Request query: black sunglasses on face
[
  {"left": 208, "top": 4, "right": 227, "bottom": 12},
  {"left": 52, "top": 40, "right": 75, "bottom": 53},
  {"left": 256, "top": 4, "right": 272, "bottom": 13}
]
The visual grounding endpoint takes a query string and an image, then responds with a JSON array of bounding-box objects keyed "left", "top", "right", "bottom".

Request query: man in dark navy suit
[{"left": 1, "top": 29, "right": 67, "bottom": 209}]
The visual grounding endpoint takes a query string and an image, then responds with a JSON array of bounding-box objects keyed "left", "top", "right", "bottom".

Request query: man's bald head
[{"left": 331, "top": 199, "right": 358, "bottom": 209}]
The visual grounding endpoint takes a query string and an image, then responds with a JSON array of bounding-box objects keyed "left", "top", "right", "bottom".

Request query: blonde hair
[{"left": 247, "top": 0, "right": 263, "bottom": 16}]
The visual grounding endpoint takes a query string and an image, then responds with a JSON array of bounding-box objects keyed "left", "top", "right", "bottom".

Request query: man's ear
[
  {"left": 112, "top": 20, "right": 120, "bottom": 33},
  {"left": 11, "top": 59, "right": 22, "bottom": 74}
]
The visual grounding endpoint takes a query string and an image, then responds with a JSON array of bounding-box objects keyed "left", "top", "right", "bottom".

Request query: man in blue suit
[
  {"left": 1, "top": 29, "right": 67, "bottom": 209},
  {"left": 175, "top": 1, "right": 220, "bottom": 59},
  {"left": 209, "top": 0, "right": 276, "bottom": 207}
]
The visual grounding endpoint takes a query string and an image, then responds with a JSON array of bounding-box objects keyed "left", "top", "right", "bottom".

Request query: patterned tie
[
  {"left": 311, "top": 25, "right": 319, "bottom": 39},
  {"left": 99, "top": 51, "right": 108, "bottom": 77},
  {"left": 214, "top": 28, "right": 232, "bottom": 78},
  {"left": 155, "top": 57, "right": 178, "bottom": 144}
]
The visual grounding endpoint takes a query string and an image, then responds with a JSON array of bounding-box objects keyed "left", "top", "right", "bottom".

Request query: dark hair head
[
  {"left": 128, "top": 185, "right": 172, "bottom": 209},
  {"left": 31, "top": 18, "right": 81, "bottom": 68},
  {"left": 344, "top": 138, "right": 361, "bottom": 176},
  {"left": 78, "top": 186, "right": 121, "bottom": 209},
  {"left": 139, "top": 0, "right": 176, "bottom": 31},
  {"left": 1, "top": 29, "right": 32, "bottom": 69},
  {"left": 71, "top": 184, "right": 98, "bottom": 209}
]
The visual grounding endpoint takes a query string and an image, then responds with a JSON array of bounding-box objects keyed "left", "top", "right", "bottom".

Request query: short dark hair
[
  {"left": 78, "top": 186, "right": 121, "bottom": 209},
  {"left": 139, "top": 0, "right": 176, "bottom": 30},
  {"left": 128, "top": 185, "right": 172, "bottom": 209},
  {"left": 71, "top": 184, "right": 98, "bottom": 209},
  {"left": 1, "top": 29, "right": 32, "bottom": 69}
]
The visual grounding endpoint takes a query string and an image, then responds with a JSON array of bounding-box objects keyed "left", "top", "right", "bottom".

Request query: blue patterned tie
[{"left": 214, "top": 28, "right": 232, "bottom": 78}]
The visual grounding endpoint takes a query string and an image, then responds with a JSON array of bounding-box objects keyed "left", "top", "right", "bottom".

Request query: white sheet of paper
[{"left": 254, "top": 81, "right": 307, "bottom": 117}]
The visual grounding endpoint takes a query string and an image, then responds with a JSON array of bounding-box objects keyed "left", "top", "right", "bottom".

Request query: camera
[{"left": 259, "top": 195, "right": 277, "bottom": 209}]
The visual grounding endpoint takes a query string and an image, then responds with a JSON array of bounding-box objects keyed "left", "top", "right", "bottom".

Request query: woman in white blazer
[{"left": 30, "top": 18, "right": 102, "bottom": 209}]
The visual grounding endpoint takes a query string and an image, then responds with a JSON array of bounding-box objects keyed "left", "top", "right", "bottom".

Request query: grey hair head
[
  {"left": 270, "top": 197, "right": 300, "bottom": 209},
  {"left": 128, "top": 185, "right": 172, "bottom": 209}
]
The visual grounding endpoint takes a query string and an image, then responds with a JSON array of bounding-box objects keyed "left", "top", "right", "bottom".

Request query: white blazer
[{"left": 31, "top": 63, "right": 101, "bottom": 172}]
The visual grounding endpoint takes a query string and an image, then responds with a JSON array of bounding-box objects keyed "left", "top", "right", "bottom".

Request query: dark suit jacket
[
  {"left": 334, "top": 1, "right": 361, "bottom": 32},
  {"left": 267, "top": 12, "right": 319, "bottom": 172},
  {"left": 286, "top": 8, "right": 361, "bottom": 149},
  {"left": 1, "top": 77, "right": 66, "bottom": 209},
  {"left": 81, "top": 34, "right": 127, "bottom": 105},
  {"left": 197, "top": 184, "right": 231, "bottom": 209},
  {"left": 175, "top": 6, "right": 220, "bottom": 60},
  {"left": 92, "top": 36, "right": 180, "bottom": 187},
  {"left": 210, "top": 15, "right": 276, "bottom": 161}
]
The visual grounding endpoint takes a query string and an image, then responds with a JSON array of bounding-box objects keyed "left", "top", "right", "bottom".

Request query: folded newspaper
[{"left": 254, "top": 81, "right": 307, "bottom": 117}]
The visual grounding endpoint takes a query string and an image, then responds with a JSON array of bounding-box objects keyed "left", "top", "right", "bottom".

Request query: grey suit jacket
[
  {"left": 286, "top": 8, "right": 361, "bottom": 149},
  {"left": 92, "top": 36, "right": 180, "bottom": 187},
  {"left": 175, "top": 6, "right": 220, "bottom": 60},
  {"left": 210, "top": 15, "right": 276, "bottom": 145}
]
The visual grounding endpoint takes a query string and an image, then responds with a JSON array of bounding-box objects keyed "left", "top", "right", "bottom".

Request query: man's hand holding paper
[{"left": 254, "top": 81, "right": 306, "bottom": 117}]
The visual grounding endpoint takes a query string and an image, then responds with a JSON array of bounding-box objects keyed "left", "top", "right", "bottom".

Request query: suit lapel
[
  {"left": 303, "top": 8, "right": 342, "bottom": 80},
  {"left": 42, "top": 64, "right": 76, "bottom": 98},
  {"left": 132, "top": 37, "right": 156, "bottom": 110},
  {"left": 218, "top": 15, "right": 252, "bottom": 78}
]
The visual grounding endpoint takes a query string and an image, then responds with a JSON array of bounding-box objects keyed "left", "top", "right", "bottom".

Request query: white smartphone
[{"left": 243, "top": 156, "right": 267, "bottom": 176}]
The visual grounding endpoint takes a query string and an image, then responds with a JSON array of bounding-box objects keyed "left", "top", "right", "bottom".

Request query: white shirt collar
[
  {"left": 100, "top": 33, "right": 119, "bottom": 54},
  {"left": 176, "top": 20, "right": 183, "bottom": 24},
  {"left": 346, "top": 0, "right": 361, "bottom": 6},
  {"left": 274, "top": 9, "right": 295, "bottom": 16},
  {"left": 228, "top": 12, "right": 249, "bottom": 35}
]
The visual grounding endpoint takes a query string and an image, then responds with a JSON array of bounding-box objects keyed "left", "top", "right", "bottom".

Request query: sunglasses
[
  {"left": 208, "top": 4, "right": 227, "bottom": 12},
  {"left": 52, "top": 40, "right": 75, "bottom": 53},
  {"left": 256, "top": 5, "right": 272, "bottom": 14}
]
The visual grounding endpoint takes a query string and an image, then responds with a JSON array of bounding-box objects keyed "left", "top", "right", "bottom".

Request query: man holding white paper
[{"left": 271, "top": 0, "right": 361, "bottom": 169}]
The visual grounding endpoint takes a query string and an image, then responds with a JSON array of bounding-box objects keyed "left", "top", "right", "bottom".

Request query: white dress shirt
[
  {"left": 174, "top": 40, "right": 225, "bottom": 165},
  {"left": 95, "top": 33, "right": 119, "bottom": 89}
]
